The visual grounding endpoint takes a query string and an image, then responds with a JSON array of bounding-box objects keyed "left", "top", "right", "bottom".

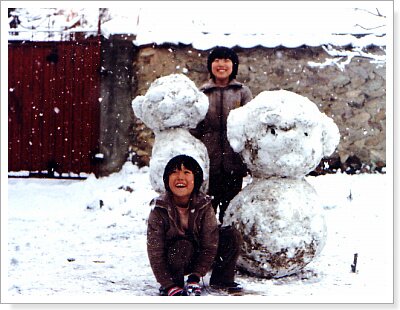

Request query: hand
[
  {"left": 186, "top": 274, "right": 201, "bottom": 296},
  {"left": 187, "top": 282, "right": 201, "bottom": 296},
  {"left": 167, "top": 286, "right": 188, "bottom": 296}
]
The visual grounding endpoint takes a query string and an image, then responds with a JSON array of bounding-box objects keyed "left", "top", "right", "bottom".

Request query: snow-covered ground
[{"left": 2, "top": 162, "right": 393, "bottom": 304}]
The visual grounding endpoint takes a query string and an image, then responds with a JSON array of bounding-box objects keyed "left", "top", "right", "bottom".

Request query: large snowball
[
  {"left": 227, "top": 90, "right": 340, "bottom": 178},
  {"left": 132, "top": 74, "right": 209, "bottom": 132},
  {"left": 224, "top": 177, "right": 327, "bottom": 278},
  {"left": 149, "top": 128, "right": 210, "bottom": 193}
]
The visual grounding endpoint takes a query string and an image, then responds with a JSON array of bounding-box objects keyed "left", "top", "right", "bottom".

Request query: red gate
[{"left": 8, "top": 38, "right": 101, "bottom": 177}]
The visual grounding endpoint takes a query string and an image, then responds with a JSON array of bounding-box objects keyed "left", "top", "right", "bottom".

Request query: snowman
[
  {"left": 224, "top": 89, "right": 340, "bottom": 278},
  {"left": 131, "top": 74, "right": 210, "bottom": 193}
]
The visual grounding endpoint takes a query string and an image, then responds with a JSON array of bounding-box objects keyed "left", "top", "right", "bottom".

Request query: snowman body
[
  {"left": 225, "top": 90, "right": 340, "bottom": 278},
  {"left": 149, "top": 128, "right": 210, "bottom": 193},
  {"left": 132, "top": 74, "right": 210, "bottom": 193}
]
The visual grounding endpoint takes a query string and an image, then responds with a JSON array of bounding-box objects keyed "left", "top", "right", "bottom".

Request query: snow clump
[
  {"left": 131, "top": 74, "right": 210, "bottom": 193},
  {"left": 132, "top": 74, "right": 209, "bottom": 132},
  {"left": 227, "top": 89, "right": 340, "bottom": 178},
  {"left": 226, "top": 178, "right": 327, "bottom": 278}
]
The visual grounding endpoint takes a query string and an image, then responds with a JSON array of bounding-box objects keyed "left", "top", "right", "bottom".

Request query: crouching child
[{"left": 146, "top": 155, "right": 243, "bottom": 296}]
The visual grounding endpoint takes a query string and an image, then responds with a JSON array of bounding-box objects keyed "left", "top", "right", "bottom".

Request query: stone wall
[{"left": 130, "top": 44, "right": 386, "bottom": 174}]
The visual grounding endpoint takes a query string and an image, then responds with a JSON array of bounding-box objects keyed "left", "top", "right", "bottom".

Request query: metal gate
[{"left": 8, "top": 38, "right": 101, "bottom": 177}]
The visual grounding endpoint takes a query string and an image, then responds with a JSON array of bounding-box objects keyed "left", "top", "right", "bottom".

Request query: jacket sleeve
[
  {"left": 189, "top": 121, "right": 204, "bottom": 139},
  {"left": 147, "top": 208, "right": 176, "bottom": 289},
  {"left": 192, "top": 204, "right": 219, "bottom": 276},
  {"left": 241, "top": 85, "right": 253, "bottom": 106}
]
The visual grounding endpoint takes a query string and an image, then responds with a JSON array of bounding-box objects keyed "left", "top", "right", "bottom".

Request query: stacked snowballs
[
  {"left": 225, "top": 90, "right": 340, "bottom": 278},
  {"left": 132, "top": 74, "right": 210, "bottom": 193}
]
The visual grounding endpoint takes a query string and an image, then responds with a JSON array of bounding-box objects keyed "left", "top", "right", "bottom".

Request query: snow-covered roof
[
  {"left": 5, "top": 1, "right": 391, "bottom": 49},
  {"left": 124, "top": 2, "right": 390, "bottom": 49}
]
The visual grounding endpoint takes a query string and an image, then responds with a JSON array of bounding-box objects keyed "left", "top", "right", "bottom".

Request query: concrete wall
[{"left": 98, "top": 35, "right": 137, "bottom": 176}]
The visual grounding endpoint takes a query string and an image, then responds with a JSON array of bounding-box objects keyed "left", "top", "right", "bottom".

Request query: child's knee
[
  {"left": 220, "top": 226, "right": 243, "bottom": 249},
  {"left": 168, "top": 239, "right": 195, "bottom": 263}
]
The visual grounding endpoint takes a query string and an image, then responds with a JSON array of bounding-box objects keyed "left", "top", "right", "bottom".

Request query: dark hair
[
  {"left": 163, "top": 155, "right": 204, "bottom": 195},
  {"left": 207, "top": 46, "right": 239, "bottom": 81}
]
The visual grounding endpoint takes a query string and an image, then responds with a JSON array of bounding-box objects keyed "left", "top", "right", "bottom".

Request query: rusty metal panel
[{"left": 8, "top": 39, "right": 101, "bottom": 177}]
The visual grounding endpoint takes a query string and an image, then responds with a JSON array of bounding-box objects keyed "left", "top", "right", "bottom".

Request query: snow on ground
[{"left": 2, "top": 162, "right": 393, "bottom": 304}]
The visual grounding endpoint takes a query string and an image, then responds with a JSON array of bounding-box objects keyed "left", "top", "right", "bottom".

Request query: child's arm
[
  {"left": 147, "top": 208, "right": 176, "bottom": 290},
  {"left": 241, "top": 85, "right": 253, "bottom": 106}
]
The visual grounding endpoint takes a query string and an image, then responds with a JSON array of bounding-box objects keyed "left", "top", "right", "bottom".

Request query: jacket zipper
[{"left": 219, "top": 88, "right": 225, "bottom": 160}]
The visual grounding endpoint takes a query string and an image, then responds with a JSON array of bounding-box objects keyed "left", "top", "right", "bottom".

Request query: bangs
[
  {"left": 212, "top": 49, "right": 236, "bottom": 62},
  {"left": 163, "top": 155, "right": 204, "bottom": 194}
]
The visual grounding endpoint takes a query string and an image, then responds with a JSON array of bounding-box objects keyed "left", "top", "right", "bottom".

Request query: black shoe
[
  {"left": 210, "top": 281, "right": 243, "bottom": 293},
  {"left": 159, "top": 286, "right": 167, "bottom": 296}
]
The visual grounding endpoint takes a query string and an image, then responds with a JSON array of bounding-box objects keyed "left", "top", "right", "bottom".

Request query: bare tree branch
[
  {"left": 354, "top": 24, "right": 386, "bottom": 31},
  {"left": 354, "top": 7, "right": 386, "bottom": 18}
]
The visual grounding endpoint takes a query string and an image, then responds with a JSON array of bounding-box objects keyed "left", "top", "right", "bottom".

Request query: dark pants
[
  {"left": 167, "top": 226, "right": 243, "bottom": 287},
  {"left": 167, "top": 239, "right": 196, "bottom": 288},
  {"left": 208, "top": 172, "right": 243, "bottom": 224}
]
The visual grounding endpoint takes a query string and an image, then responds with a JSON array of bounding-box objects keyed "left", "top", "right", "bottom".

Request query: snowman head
[
  {"left": 132, "top": 74, "right": 209, "bottom": 132},
  {"left": 227, "top": 90, "right": 340, "bottom": 178}
]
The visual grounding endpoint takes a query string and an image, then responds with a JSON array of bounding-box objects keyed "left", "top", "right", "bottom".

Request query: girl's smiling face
[
  {"left": 211, "top": 58, "right": 233, "bottom": 85},
  {"left": 168, "top": 164, "right": 195, "bottom": 204}
]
